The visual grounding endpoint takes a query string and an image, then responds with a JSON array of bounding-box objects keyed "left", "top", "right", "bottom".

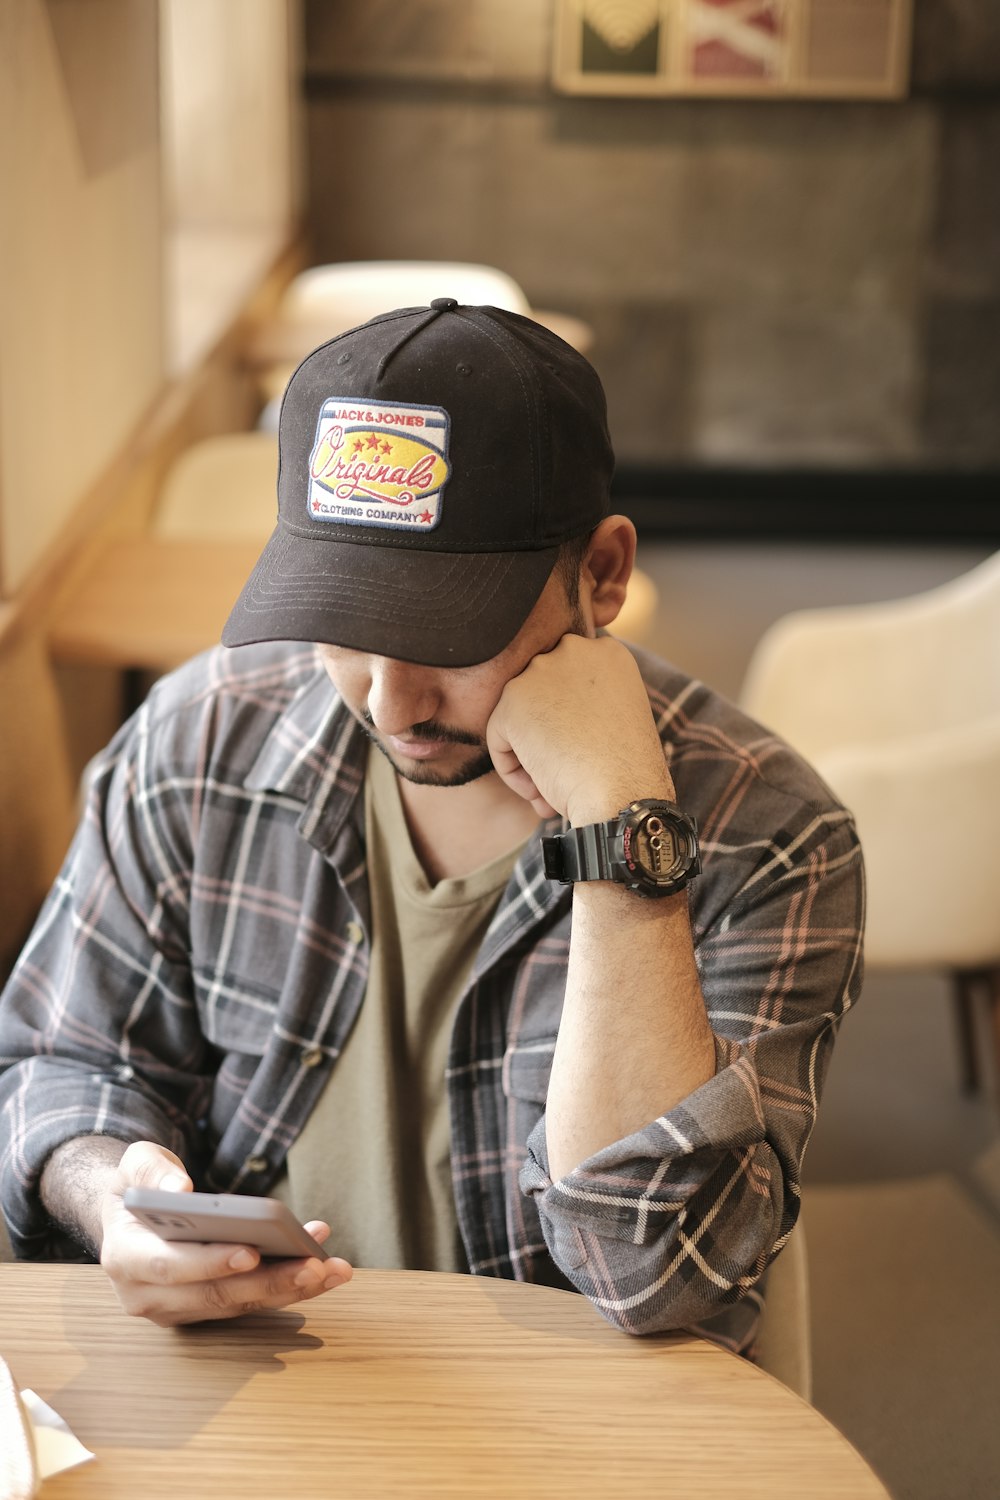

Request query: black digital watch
[{"left": 542, "top": 799, "right": 701, "bottom": 900}]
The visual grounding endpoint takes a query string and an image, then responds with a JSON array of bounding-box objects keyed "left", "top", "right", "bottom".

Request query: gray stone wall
[{"left": 301, "top": 1, "right": 999, "bottom": 484}]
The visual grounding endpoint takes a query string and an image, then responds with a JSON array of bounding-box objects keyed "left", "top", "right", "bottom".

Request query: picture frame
[{"left": 551, "top": 0, "right": 913, "bottom": 100}]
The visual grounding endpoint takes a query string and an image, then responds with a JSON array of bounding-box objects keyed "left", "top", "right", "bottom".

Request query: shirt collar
[{"left": 240, "top": 651, "right": 569, "bottom": 904}]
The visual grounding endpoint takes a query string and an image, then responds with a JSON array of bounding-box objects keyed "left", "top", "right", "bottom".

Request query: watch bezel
[{"left": 610, "top": 799, "right": 701, "bottom": 898}]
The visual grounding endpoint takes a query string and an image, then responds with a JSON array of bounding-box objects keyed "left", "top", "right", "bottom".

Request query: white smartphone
[{"left": 122, "top": 1188, "right": 329, "bottom": 1261}]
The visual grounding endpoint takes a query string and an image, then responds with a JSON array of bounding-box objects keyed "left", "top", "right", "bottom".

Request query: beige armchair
[
  {"left": 755, "top": 1220, "right": 812, "bottom": 1401},
  {"left": 740, "top": 549, "right": 1000, "bottom": 1095},
  {"left": 250, "top": 260, "right": 594, "bottom": 414}
]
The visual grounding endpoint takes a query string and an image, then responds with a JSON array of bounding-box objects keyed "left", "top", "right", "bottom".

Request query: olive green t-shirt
[{"left": 273, "top": 744, "right": 523, "bottom": 1269}]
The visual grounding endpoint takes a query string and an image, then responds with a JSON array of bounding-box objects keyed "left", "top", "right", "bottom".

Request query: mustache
[{"left": 359, "top": 707, "right": 483, "bottom": 747}]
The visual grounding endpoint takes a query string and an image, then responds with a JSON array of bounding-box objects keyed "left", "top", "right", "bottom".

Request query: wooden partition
[{"left": 0, "top": 240, "right": 305, "bottom": 978}]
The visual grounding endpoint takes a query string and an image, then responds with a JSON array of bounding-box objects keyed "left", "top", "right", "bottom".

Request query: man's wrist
[
  {"left": 546, "top": 792, "right": 700, "bottom": 900},
  {"left": 40, "top": 1135, "right": 131, "bottom": 1258},
  {"left": 565, "top": 773, "right": 676, "bottom": 830}
]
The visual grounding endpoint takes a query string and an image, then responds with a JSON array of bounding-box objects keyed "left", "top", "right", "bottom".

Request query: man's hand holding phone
[{"left": 101, "top": 1141, "right": 352, "bottom": 1326}]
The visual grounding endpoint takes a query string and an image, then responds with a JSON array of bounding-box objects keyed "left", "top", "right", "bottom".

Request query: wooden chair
[{"left": 152, "top": 432, "right": 278, "bottom": 540}]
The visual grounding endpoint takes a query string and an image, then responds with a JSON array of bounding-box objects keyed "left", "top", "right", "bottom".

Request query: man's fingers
[
  {"left": 487, "top": 633, "right": 673, "bottom": 826},
  {"left": 223, "top": 1253, "right": 352, "bottom": 1303},
  {"left": 133, "top": 1235, "right": 263, "bottom": 1284},
  {"left": 117, "top": 1140, "right": 192, "bottom": 1193},
  {"left": 139, "top": 1254, "right": 353, "bottom": 1326},
  {"left": 486, "top": 735, "right": 558, "bottom": 815},
  {"left": 303, "top": 1220, "right": 332, "bottom": 1245},
  {"left": 103, "top": 1146, "right": 351, "bottom": 1324}
]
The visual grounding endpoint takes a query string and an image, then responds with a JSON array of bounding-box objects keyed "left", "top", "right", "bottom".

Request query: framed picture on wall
[{"left": 552, "top": 0, "right": 914, "bottom": 100}]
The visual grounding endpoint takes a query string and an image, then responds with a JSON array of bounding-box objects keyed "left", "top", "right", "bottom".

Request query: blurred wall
[
  {"left": 161, "top": 0, "right": 304, "bottom": 371},
  {"left": 0, "top": 0, "right": 303, "bottom": 974},
  {"left": 0, "top": 0, "right": 164, "bottom": 596},
  {"left": 162, "top": 0, "right": 301, "bottom": 235},
  {"left": 301, "top": 0, "right": 1000, "bottom": 476}
]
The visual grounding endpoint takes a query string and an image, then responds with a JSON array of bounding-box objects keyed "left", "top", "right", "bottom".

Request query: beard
[
  {"left": 357, "top": 708, "right": 496, "bottom": 788},
  {"left": 351, "top": 605, "right": 590, "bottom": 790}
]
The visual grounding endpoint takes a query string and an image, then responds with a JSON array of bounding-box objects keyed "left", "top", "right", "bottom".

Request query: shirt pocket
[
  {"left": 502, "top": 1036, "right": 556, "bottom": 1106},
  {"left": 502, "top": 1037, "right": 591, "bottom": 1269},
  {"left": 196, "top": 985, "right": 279, "bottom": 1059}
]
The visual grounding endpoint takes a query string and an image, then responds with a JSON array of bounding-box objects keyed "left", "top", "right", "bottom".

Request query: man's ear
[{"left": 581, "top": 515, "right": 637, "bottom": 631}]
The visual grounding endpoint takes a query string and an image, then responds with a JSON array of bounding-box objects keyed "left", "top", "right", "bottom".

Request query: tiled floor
[{"left": 806, "top": 974, "right": 1000, "bottom": 1500}]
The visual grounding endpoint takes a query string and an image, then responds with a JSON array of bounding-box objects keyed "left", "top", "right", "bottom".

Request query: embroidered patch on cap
[{"left": 307, "top": 398, "right": 450, "bottom": 532}]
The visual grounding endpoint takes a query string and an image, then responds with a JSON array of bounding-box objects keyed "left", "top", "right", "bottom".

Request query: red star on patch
[
  {"left": 381, "top": 440, "right": 392, "bottom": 454},
  {"left": 312, "top": 499, "right": 321, "bottom": 511},
  {"left": 366, "top": 434, "right": 380, "bottom": 451},
  {"left": 417, "top": 509, "right": 433, "bottom": 524},
  {"left": 353, "top": 438, "right": 364, "bottom": 452}
]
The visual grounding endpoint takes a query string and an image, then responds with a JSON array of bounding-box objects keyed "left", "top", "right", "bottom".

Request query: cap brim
[{"left": 221, "top": 525, "right": 559, "bottom": 667}]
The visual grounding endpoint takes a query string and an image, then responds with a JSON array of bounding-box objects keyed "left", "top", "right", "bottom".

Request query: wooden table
[
  {"left": 47, "top": 536, "right": 659, "bottom": 679},
  {"left": 49, "top": 538, "right": 263, "bottom": 673},
  {"left": 0, "top": 1264, "right": 890, "bottom": 1499}
]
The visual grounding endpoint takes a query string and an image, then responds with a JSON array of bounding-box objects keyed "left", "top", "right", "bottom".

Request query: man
[{"left": 0, "top": 300, "right": 864, "bottom": 1350}]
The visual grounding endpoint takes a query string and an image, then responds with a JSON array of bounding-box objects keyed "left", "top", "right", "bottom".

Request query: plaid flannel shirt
[{"left": 0, "top": 641, "right": 864, "bottom": 1351}]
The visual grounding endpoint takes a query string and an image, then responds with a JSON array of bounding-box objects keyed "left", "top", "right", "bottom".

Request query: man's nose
[{"left": 366, "top": 657, "right": 442, "bottom": 735}]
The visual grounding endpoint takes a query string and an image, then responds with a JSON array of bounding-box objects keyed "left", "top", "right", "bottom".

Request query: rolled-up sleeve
[
  {"left": 520, "top": 810, "right": 864, "bottom": 1334},
  {"left": 0, "top": 714, "right": 206, "bottom": 1257}
]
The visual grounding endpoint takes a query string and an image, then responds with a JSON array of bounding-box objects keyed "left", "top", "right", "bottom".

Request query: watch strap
[
  {"left": 542, "top": 799, "right": 700, "bottom": 896},
  {"left": 542, "top": 821, "right": 616, "bottom": 885}
]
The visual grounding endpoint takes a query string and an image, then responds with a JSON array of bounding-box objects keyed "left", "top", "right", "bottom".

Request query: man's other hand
[
  {"left": 486, "top": 634, "right": 673, "bottom": 823},
  {"left": 100, "top": 1141, "right": 352, "bottom": 1326}
]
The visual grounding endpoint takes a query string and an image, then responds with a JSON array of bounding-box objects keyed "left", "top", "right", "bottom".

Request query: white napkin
[{"left": 18, "top": 1390, "right": 94, "bottom": 1481}]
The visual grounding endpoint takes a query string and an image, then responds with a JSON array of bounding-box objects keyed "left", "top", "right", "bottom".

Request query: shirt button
[
  {"left": 345, "top": 921, "right": 363, "bottom": 945},
  {"left": 245, "top": 1155, "right": 269, "bottom": 1174},
  {"left": 301, "top": 1045, "right": 324, "bottom": 1068}
]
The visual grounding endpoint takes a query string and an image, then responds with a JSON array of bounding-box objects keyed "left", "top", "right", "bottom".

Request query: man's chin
[{"left": 371, "top": 736, "right": 496, "bottom": 789}]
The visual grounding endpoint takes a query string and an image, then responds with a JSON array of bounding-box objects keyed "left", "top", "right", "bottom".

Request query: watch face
[
  {"left": 624, "top": 804, "right": 699, "bottom": 893},
  {"left": 639, "top": 812, "right": 679, "bottom": 877}
]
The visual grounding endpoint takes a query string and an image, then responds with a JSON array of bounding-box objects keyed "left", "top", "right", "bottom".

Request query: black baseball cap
[{"left": 221, "top": 298, "right": 614, "bottom": 666}]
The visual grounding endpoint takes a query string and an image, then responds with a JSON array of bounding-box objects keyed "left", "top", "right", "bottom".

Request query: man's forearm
[
  {"left": 39, "top": 1136, "right": 131, "bottom": 1258},
  {"left": 486, "top": 631, "right": 718, "bottom": 1181},
  {"left": 544, "top": 883, "right": 716, "bottom": 1181}
]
